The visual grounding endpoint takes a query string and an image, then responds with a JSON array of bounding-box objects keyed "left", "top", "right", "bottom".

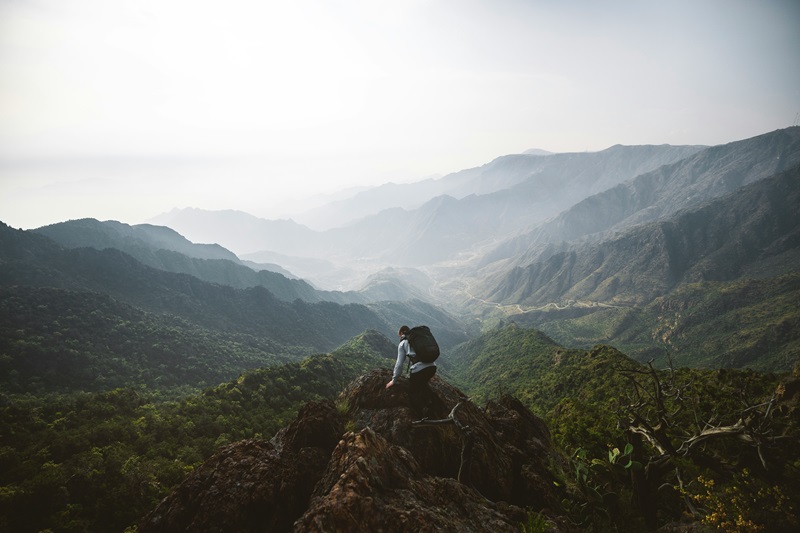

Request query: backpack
[{"left": 406, "top": 325, "right": 440, "bottom": 363}]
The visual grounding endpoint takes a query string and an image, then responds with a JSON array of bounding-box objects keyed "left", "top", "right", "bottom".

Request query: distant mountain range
[
  {"left": 3, "top": 127, "right": 799, "bottom": 376},
  {"left": 149, "top": 143, "right": 703, "bottom": 267},
  {"left": 0, "top": 221, "right": 470, "bottom": 394},
  {"left": 32, "top": 217, "right": 363, "bottom": 304},
  {"left": 143, "top": 127, "right": 800, "bottom": 372},
  {"left": 3, "top": 129, "right": 799, "bottom": 533},
  {"left": 479, "top": 164, "right": 800, "bottom": 308}
]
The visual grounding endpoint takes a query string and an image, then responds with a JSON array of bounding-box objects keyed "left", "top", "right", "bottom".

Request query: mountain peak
[{"left": 523, "top": 148, "right": 555, "bottom": 156}]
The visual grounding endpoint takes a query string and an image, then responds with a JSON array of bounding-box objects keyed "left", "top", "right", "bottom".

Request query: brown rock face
[
  {"left": 138, "top": 369, "right": 567, "bottom": 532},
  {"left": 138, "top": 400, "right": 344, "bottom": 532},
  {"left": 340, "top": 369, "right": 562, "bottom": 509},
  {"left": 296, "top": 427, "right": 527, "bottom": 532}
]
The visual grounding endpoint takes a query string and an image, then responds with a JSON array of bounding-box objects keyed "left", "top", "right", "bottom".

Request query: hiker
[{"left": 385, "top": 325, "right": 437, "bottom": 417}]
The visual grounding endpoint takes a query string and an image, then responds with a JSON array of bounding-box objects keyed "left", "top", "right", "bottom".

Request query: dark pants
[{"left": 409, "top": 365, "right": 437, "bottom": 417}]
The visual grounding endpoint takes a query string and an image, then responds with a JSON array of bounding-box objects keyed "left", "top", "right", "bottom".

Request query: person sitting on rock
[{"left": 385, "top": 325, "right": 437, "bottom": 418}]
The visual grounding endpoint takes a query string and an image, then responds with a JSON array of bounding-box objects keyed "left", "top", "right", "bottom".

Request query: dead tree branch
[{"left": 412, "top": 401, "right": 475, "bottom": 485}]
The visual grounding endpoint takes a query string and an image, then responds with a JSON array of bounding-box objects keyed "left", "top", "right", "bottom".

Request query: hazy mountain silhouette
[
  {"left": 31, "top": 218, "right": 376, "bottom": 304},
  {"left": 7, "top": 127, "right": 800, "bottom": 373},
  {"left": 478, "top": 163, "right": 800, "bottom": 308},
  {"left": 150, "top": 208, "right": 321, "bottom": 256},
  {"left": 480, "top": 127, "right": 800, "bottom": 271},
  {"left": 151, "top": 143, "right": 703, "bottom": 272},
  {"left": 0, "top": 222, "right": 470, "bottom": 358}
]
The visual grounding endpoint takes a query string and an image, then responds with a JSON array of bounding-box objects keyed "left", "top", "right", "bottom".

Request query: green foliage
[
  {"left": 560, "top": 443, "right": 646, "bottom": 531},
  {"left": 2, "top": 219, "right": 798, "bottom": 532},
  {"left": 450, "top": 324, "right": 799, "bottom": 531},
  {"left": 567, "top": 447, "right": 615, "bottom": 526},
  {"left": 0, "top": 331, "right": 388, "bottom": 532},
  {"left": 606, "top": 443, "right": 641, "bottom": 472},
  {"left": 449, "top": 325, "right": 639, "bottom": 453},
  {"left": 520, "top": 509, "right": 551, "bottom": 533}
]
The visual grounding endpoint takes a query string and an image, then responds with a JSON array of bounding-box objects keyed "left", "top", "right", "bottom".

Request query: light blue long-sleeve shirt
[{"left": 391, "top": 336, "right": 436, "bottom": 382}]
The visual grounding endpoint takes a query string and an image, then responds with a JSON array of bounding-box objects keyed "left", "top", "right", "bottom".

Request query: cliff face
[{"left": 138, "top": 369, "right": 568, "bottom": 532}]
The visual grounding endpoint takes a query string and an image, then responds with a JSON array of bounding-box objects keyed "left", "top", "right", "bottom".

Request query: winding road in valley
[{"left": 456, "top": 283, "right": 630, "bottom": 316}]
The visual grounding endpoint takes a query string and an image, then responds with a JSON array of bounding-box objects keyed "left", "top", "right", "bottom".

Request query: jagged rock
[
  {"left": 339, "top": 369, "right": 563, "bottom": 509},
  {"left": 138, "top": 401, "right": 344, "bottom": 532},
  {"left": 294, "top": 427, "right": 528, "bottom": 532},
  {"left": 139, "top": 371, "right": 569, "bottom": 532}
]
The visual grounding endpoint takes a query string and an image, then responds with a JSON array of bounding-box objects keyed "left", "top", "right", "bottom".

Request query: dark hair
[{"left": 398, "top": 325, "right": 410, "bottom": 336}]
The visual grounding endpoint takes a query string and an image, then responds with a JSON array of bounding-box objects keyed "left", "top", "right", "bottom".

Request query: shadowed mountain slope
[
  {"left": 0, "top": 223, "right": 468, "bottom": 366},
  {"left": 479, "top": 163, "right": 800, "bottom": 310},
  {"left": 33, "top": 218, "right": 338, "bottom": 302},
  {"left": 484, "top": 127, "right": 800, "bottom": 269}
]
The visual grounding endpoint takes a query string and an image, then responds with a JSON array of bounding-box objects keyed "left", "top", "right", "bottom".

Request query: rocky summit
[{"left": 138, "top": 369, "right": 569, "bottom": 532}]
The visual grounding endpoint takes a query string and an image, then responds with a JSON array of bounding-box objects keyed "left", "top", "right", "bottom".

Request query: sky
[{"left": 1, "top": 0, "right": 799, "bottom": 230}]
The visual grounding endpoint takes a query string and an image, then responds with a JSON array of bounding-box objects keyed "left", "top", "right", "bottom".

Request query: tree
[{"left": 613, "top": 356, "right": 797, "bottom": 530}]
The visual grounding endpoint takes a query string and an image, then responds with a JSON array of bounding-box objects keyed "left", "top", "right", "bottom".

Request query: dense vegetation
[
  {"left": 0, "top": 222, "right": 394, "bottom": 354},
  {"left": 0, "top": 285, "right": 306, "bottom": 394},
  {"left": 4, "top": 321, "right": 796, "bottom": 532},
  {"left": 0, "top": 332, "right": 392, "bottom": 532},
  {"left": 449, "top": 324, "right": 800, "bottom": 532}
]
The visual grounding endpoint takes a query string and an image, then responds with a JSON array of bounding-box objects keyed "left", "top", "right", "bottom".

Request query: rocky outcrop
[
  {"left": 138, "top": 370, "right": 569, "bottom": 532},
  {"left": 296, "top": 427, "right": 529, "bottom": 532},
  {"left": 138, "top": 400, "right": 344, "bottom": 532},
  {"left": 339, "top": 369, "right": 562, "bottom": 509}
]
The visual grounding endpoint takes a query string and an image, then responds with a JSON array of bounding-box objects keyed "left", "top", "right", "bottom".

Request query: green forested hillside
[
  {"left": 447, "top": 324, "right": 799, "bottom": 531},
  {"left": 2, "top": 315, "right": 797, "bottom": 532},
  {"left": 0, "top": 285, "right": 304, "bottom": 394},
  {"left": 448, "top": 323, "right": 788, "bottom": 443},
  {"left": 33, "top": 218, "right": 334, "bottom": 303},
  {"left": 447, "top": 323, "right": 646, "bottom": 451},
  {"left": 0, "top": 331, "right": 393, "bottom": 533},
  {"left": 0, "top": 221, "right": 472, "bottom": 531},
  {"left": 2, "top": 146, "right": 798, "bottom": 532},
  {"left": 4, "top": 243, "right": 386, "bottom": 348},
  {"left": 446, "top": 323, "right": 578, "bottom": 403}
]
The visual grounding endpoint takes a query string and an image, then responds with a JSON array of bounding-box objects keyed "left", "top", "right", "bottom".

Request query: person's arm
[{"left": 386, "top": 340, "right": 408, "bottom": 388}]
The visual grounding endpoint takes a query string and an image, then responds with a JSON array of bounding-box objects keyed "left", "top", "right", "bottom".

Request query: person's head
[{"left": 398, "top": 325, "right": 410, "bottom": 337}]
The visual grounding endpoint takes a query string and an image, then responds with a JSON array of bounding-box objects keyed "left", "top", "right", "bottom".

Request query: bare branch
[
  {"left": 676, "top": 419, "right": 751, "bottom": 455},
  {"left": 412, "top": 401, "right": 475, "bottom": 486}
]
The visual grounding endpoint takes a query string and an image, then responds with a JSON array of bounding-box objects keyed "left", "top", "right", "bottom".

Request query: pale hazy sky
[{"left": 1, "top": 0, "right": 799, "bottom": 230}]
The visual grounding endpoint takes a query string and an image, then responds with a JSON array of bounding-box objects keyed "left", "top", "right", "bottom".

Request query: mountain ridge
[
  {"left": 150, "top": 143, "right": 704, "bottom": 271},
  {"left": 485, "top": 127, "right": 800, "bottom": 270},
  {"left": 0, "top": 222, "right": 470, "bottom": 368},
  {"left": 479, "top": 163, "right": 800, "bottom": 310}
]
